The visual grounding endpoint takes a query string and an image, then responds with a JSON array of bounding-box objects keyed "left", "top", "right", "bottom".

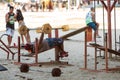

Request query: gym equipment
[
  {"left": 29, "top": 67, "right": 62, "bottom": 77},
  {"left": 18, "top": 23, "right": 69, "bottom": 35},
  {"left": 20, "top": 63, "right": 29, "bottom": 73},
  {"left": 89, "top": 43, "right": 120, "bottom": 56},
  {"left": 36, "top": 24, "right": 69, "bottom": 33},
  {"left": 52, "top": 68, "right": 61, "bottom": 77},
  {"left": 60, "top": 26, "right": 88, "bottom": 39},
  {"left": 0, "top": 34, "right": 15, "bottom": 59},
  {"left": 18, "top": 23, "right": 52, "bottom": 35}
]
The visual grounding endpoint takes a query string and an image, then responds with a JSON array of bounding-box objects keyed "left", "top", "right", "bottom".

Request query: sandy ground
[{"left": 0, "top": 4, "right": 120, "bottom": 80}]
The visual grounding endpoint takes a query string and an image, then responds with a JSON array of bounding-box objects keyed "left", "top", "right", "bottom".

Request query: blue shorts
[
  {"left": 46, "top": 38, "right": 63, "bottom": 48},
  {"left": 87, "top": 22, "right": 97, "bottom": 31},
  {"left": 6, "top": 27, "right": 14, "bottom": 37}
]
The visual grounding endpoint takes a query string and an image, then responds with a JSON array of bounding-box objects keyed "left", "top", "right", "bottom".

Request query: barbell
[
  {"left": 20, "top": 65, "right": 62, "bottom": 77},
  {"left": 18, "top": 23, "right": 69, "bottom": 35}
]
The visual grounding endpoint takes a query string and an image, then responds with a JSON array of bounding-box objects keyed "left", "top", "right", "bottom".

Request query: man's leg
[
  {"left": 95, "top": 22, "right": 101, "bottom": 38},
  {"left": 6, "top": 28, "right": 14, "bottom": 47},
  {"left": 95, "top": 23, "right": 99, "bottom": 36},
  {"left": 7, "top": 35, "right": 12, "bottom": 47},
  {"left": 58, "top": 43, "right": 68, "bottom": 58}
]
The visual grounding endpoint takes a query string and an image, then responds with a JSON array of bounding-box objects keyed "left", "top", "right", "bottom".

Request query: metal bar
[
  {"left": 110, "top": 0, "right": 117, "bottom": 12},
  {"left": 60, "top": 26, "right": 88, "bottom": 39},
  {"left": 84, "top": 31, "right": 87, "bottom": 69},
  {"left": 0, "top": 39, "right": 15, "bottom": 59},
  {"left": 90, "top": 43, "right": 120, "bottom": 56},
  {"left": 38, "top": 33, "right": 44, "bottom": 49},
  {"left": 105, "top": 33, "right": 108, "bottom": 72},
  {"left": 95, "top": 31, "right": 97, "bottom": 70},
  {"left": 100, "top": 0, "right": 107, "bottom": 10},
  {"left": 18, "top": 36, "right": 20, "bottom": 62},
  {"left": 29, "top": 27, "right": 63, "bottom": 30},
  {"left": 55, "top": 29, "right": 59, "bottom": 38},
  {"left": 35, "top": 38, "right": 38, "bottom": 63},
  {"left": 107, "top": 0, "right": 112, "bottom": 58},
  {"left": 55, "top": 46, "right": 60, "bottom": 61},
  {"left": 0, "top": 46, "right": 9, "bottom": 59}
]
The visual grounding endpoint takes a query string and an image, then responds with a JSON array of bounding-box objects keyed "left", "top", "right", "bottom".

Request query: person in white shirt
[{"left": 86, "top": 7, "right": 101, "bottom": 40}]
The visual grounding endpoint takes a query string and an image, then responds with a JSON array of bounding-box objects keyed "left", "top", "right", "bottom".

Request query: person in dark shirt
[
  {"left": 5, "top": 6, "right": 16, "bottom": 47},
  {"left": 16, "top": 9, "right": 31, "bottom": 45}
]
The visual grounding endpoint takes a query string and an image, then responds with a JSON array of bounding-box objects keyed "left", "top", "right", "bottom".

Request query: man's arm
[
  {"left": 91, "top": 12, "right": 95, "bottom": 22},
  {"left": 5, "top": 13, "right": 9, "bottom": 23}
]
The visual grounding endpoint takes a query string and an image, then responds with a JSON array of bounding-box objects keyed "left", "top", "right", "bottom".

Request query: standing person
[
  {"left": 35, "top": 2, "right": 39, "bottom": 12},
  {"left": 42, "top": 1, "right": 45, "bottom": 12},
  {"left": 16, "top": 9, "right": 31, "bottom": 45},
  {"left": 48, "top": 0, "right": 53, "bottom": 12},
  {"left": 5, "top": 6, "right": 16, "bottom": 47},
  {"left": 85, "top": 7, "right": 101, "bottom": 41}
]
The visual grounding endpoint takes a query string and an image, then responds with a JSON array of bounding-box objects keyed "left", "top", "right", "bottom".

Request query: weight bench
[{"left": 15, "top": 32, "right": 68, "bottom": 66}]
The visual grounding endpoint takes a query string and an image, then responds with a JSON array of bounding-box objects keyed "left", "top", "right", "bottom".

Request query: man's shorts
[
  {"left": 46, "top": 38, "right": 63, "bottom": 48},
  {"left": 6, "top": 27, "right": 14, "bottom": 37},
  {"left": 87, "top": 22, "right": 97, "bottom": 31}
]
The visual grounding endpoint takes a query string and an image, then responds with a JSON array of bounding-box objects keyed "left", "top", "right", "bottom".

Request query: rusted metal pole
[
  {"left": 0, "top": 46, "right": 9, "bottom": 59},
  {"left": 55, "top": 46, "right": 60, "bottom": 62},
  {"left": 38, "top": 33, "right": 44, "bottom": 49},
  {"left": 105, "top": 33, "right": 108, "bottom": 72},
  {"left": 55, "top": 29, "right": 59, "bottom": 38},
  {"left": 18, "top": 36, "right": 21, "bottom": 62},
  {"left": 94, "top": 32, "right": 97, "bottom": 70},
  {"left": 100, "top": 0, "right": 117, "bottom": 58},
  {"left": 35, "top": 38, "right": 38, "bottom": 63},
  {"left": 84, "top": 31, "right": 87, "bottom": 69},
  {"left": 107, "top": 0, "right": 112, "bottom": 58},
  {"left": 60, "top": 26, "right": 88, "bottom": 39},
  {"left": 100, "top": 0, "right": 107, "bottom": 10},
  {"left": 0, "top": 39, "right": 15, "bottom": 59}
]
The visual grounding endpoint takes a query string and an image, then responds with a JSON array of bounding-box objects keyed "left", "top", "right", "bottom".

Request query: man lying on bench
[{"left": 24, "top": 36, "right": 68, "bottom": 58}]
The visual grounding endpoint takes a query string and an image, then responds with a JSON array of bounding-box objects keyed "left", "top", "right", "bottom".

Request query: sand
[{"left": 0, "top": 3, "right": 120, "bottom": 80}]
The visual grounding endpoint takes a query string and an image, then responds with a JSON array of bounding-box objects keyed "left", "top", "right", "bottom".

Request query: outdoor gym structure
[
  {"left": 0, "top": 0, "right": 120, "bottom": 73},
  {"left": 81, "top": 0, "right": 120, "bottom": 72}
]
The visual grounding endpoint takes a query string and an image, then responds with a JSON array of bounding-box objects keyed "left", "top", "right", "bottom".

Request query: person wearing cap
[
  {"left": 5, "top": 6, "right": 16, "bottom": 47},
  {"left": 85, "top": 7, "right": 101, "bottom": 41}
]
